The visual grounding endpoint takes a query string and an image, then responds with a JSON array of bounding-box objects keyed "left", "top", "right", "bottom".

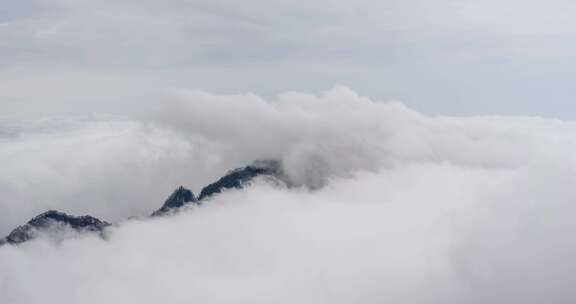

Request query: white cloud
[{"left": 2, "top": 87, "right": 576, "bottom": 303}]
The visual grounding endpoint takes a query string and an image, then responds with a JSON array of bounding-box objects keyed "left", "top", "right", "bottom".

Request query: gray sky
[{"left": 2, "top": 0, "right": 576, "bottom": 119}]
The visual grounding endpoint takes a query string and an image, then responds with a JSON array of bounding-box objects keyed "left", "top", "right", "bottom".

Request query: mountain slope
[{"left": 1, "top": 160, "right": 285, "bottom": 245}]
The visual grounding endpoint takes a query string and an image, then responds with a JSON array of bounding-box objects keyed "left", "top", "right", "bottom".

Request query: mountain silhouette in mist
[
  {"left": 151, "top": 186, "right": 197, "bottom": 217},
  {"left": 1, "top": 160, "right": 284, "bottom": 245},
  {"left": 0, "top": 210, "right": 110, "bottom": 245}
]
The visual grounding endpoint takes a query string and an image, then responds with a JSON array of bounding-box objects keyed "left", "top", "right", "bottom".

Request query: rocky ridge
[{"left": 1, "top": 160, "right": 285, "bottom": 245}]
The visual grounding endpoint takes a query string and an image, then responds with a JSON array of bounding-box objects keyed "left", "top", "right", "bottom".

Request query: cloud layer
[
  {"left": 4, "top": 0, "right": 576, "bottom": 118},
  {"left": 2, "top": 87, "right": 576, "bottom": 303}
]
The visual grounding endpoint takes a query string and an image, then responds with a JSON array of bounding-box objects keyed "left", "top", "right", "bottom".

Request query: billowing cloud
[{"left": 2, "top": 87, "right": 576, "bottom": 303}]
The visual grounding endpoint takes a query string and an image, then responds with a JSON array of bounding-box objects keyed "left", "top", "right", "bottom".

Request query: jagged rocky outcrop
[
  {"left": 151, "top": 186, "right": 197, "bottom": 216},
  {"left": 0, "top": 210, "right": 110, "bottom": 245},
  {"left": 1, "top": 159, "right": 286, "bottom": 246},
  {"left": 152, "top": 159, "right": 284, "bottom": 215},
  {"left": 197, "top": 159, "right": 283, "bottom": 200}
]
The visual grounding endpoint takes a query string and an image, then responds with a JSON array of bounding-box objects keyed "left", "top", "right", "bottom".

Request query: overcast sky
[{"left": 2, "top": 0, "right": 576, "bottom": 119}]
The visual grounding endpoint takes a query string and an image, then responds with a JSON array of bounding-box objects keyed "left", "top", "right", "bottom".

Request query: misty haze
[{"left": 2, "top": 1, "right": 576, "bottom": 303}]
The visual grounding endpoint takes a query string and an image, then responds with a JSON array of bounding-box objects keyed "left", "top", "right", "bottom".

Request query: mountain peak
[
  {"left": 151, "top": 186, "right": 197, "bottom": 216},
  {"left": 197, "top": 159, "right": 284, "bottom": 200},
  {"left": 1, "top": 160, "right": 285, "bottom": 245},
  {"left": 0, "top": 210, "right": 110, "bottom": 245}
]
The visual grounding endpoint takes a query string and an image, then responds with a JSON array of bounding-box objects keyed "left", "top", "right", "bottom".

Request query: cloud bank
[{"left": 2, "top": 87, "right": 576, "bottom": 303}]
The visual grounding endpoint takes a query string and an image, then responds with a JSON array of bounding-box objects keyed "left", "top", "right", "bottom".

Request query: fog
[{"left": 2, "top": 87, "right": 576, "bottom": 303}]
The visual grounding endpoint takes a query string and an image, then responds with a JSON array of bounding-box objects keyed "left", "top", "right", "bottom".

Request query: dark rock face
[
  {"left": 197, "top": 159, "right": 283, "bottom": 200},
  {"left": 152, "top": 160, "right": 284, "bottom": 215},
  {"left": 1, "top": 159, "right": 285, "bottom": 245},
  {"left": 0, "top": 210, "right": 110, "bottom": 245},
  {"left": 151, "top": 186, "right": 197, "bottom": 216}
]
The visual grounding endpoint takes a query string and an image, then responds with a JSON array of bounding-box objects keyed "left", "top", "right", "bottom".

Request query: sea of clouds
[{"left": 2, "top": 87, "right": 576, "bottom": 303}]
